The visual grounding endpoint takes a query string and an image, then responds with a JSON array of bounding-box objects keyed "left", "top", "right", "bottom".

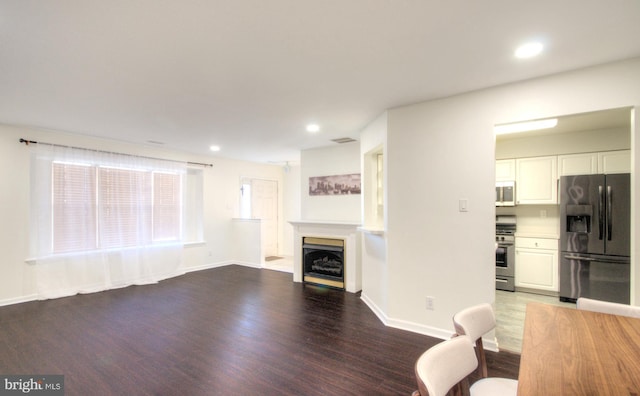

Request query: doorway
[
  {"left": 241, "top": 177, "right": 279, "bottom": 258},
  {"left": 493, "top": 107, "right": 633, "bottom": 352}
]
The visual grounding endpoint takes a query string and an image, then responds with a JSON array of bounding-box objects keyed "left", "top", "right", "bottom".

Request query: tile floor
[
  {"left": 495, "top": 290, "right": 575, "bottom": 352},
  {"left": 262, "top": 255, "right": 294, "bottom": 273}
]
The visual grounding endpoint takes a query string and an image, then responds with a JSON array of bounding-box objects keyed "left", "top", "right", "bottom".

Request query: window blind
[{"left": 52, "top": 163, "right": 97, "bottom": 253}]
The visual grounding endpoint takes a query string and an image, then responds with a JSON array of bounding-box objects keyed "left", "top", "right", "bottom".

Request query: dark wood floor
[{"left": 0, "top": 265, "right": 520, "bottom": 395}]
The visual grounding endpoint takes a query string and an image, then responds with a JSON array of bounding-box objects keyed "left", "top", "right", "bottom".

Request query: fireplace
[
  {"left": 290, "top": 221, "right": 360, "bottom": 293},
  {"left": 302, "top": 237, "right": 345, "bottom": 289}
]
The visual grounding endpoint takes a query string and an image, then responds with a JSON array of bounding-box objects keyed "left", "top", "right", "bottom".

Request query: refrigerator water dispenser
[
  {"left": 565, "top": 205, "right": 593, "bottom": 233},
  {"left": 567, "top": 215, "right": 590, "bottom": 233}
]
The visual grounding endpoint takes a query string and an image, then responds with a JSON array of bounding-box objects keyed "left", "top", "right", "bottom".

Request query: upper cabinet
[
  {"left": 516, "top": 156, "right": 558, "bottom": 204},
  {"left": 496, "top": 159, "right": 516, "bottom": 181},
  {"left": 558, "top": 150, "right": 630, "bottom": 176},
  {"left": 598, "top": 150, "right": 630, "bottom": 174},
  {"left": 557, "top": 153, "right": 598, "bottom": 176}
]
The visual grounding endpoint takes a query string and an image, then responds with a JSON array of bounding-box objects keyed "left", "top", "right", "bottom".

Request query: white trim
[
  {"left": 182, "top": 260, "right": 262, "bottom": 274},
  {"left": 0, "top": 294, "right": 39, "bottom": 307},
  {"left": 360, "top": 292, "right": 499, "bottom": 352}
]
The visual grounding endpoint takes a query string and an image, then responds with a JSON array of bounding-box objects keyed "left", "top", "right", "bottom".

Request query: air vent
[{"left": 331, "top": 137, "right": 357, "bottom": 144}]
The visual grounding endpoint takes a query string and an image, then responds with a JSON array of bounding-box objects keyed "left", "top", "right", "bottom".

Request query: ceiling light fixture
[
  {"left": 494, "top": 118, "right": 558, "bottom": 135},
  {"left": 306, "top": 124, "right": 320, "bottom": 133},
  {"left": 515, "top": 42, "right": 544, "bottom": 59},
  {"left": 209, "top": 145, "right": 221, "bottom": 152}
]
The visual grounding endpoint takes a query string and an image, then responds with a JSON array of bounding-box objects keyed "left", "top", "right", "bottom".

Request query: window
[
  {"left": 239, "top": 178, "right": 252, "bottom": 219},
  {"left": 29, "top": 144, "right": 191, "bottom": 298},
  {"left": 52, "top": 163, "right": 97, "bottom": 253},
  {"left": 153, "top": 171, "right": 182, "bottom": 241},
  {"left": 183, "top": 167, "right": 204, "bottom": 243},
  {"left": 363, "top": 147, "right": 384, "bottom": 229},
  {"left": 51, "top": 162, "right": 182, "bottom": 254}
]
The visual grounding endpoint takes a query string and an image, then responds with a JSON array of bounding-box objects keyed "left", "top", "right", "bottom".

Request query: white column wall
[{"left": 359, "top": 112, "right": 390, "bottom": 320}]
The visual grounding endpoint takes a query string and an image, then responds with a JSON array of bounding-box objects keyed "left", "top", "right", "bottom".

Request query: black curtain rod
[{"left": 19, "top": 138, "right": 213, "bottom": 168}]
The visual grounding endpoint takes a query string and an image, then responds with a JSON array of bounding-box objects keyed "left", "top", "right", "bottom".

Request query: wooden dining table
[{"left": 517, "top": 302, "right": 640, "bottom": 395}]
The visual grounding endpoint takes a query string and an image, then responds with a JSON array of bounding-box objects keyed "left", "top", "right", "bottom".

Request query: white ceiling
[{"left": 2, "top": 1, "right": 640, "bottom": 164}]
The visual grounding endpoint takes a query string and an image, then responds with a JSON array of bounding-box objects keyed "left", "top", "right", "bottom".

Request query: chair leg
[
  {"left": 475, "top": 339, "right": 488, "bottom": 378},
  {"left": 448, "top": 378, "right": 470, "bottom": 396}
]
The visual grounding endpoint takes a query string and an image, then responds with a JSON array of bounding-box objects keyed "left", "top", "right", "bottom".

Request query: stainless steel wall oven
[{"left": 496, "top": 215, "right": 516, "bottom": 291}]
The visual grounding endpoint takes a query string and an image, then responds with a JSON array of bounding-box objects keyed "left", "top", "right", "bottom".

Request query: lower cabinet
[{"left": 515, "top": 237, "right": 559, "bottom": 292}]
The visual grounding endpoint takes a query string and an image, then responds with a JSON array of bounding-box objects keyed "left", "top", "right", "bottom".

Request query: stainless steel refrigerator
[{"left": 559, "top": 173, "right": 630, "bottom": 304}]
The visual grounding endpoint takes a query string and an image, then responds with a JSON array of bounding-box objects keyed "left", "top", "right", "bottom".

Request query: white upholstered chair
[
  {"left": 452, "top": 303, "right": 497, "bottom": 378},
  {"left": 413, "top": 335, "right": 518, "bottom": 396},
  {"left": 576, "top": 297, "right": 640, "bottom": 318},
  {"left": 451, "top": 303, "right": 518, "bottom": 395}
]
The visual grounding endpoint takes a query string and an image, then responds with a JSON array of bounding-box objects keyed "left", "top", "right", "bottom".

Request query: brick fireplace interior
[{"left": 302, "top": 237, "right": 345, "bottom": 289}]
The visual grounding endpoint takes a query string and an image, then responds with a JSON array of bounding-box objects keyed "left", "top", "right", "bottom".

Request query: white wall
[
  {"left": 359, "top": 112, "right": 390, "bottom": 318},
  {"left": 368, "top": 57, "right": 640, "bottom": 343},
  {"left": 496, "top": 127, "right": 630, "bottom": 159},
  {"left": 300, "top": 142, "right": 361, "bottom": 222},
  {"left": 282, "top": 163, "right": 301, "bottom": 256},
  {"left": 0, "top": 124, "right": 286, "bottom": 305}
]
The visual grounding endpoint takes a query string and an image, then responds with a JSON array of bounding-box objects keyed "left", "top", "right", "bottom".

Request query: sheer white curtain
[{"left": 29, "top": 143, "right": 186, "bottom": 299}]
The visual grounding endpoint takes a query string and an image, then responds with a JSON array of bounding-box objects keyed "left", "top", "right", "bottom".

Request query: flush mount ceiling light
[
  {"left": 515, "top": 42, "right": 544, "bottom": 59},
  {"left": 209, "top": 145, "right": 221, "bottom": 152},
  {"left": 494, "top": 118, "right": 558, "bottom": 135},
  {"left": 306, "top": 123, "right": 320, "bottom": 133}
]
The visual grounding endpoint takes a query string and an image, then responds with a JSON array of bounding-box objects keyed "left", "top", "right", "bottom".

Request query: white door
[{"left": 249, "top": 179, "right": 279, "bottom": 257}]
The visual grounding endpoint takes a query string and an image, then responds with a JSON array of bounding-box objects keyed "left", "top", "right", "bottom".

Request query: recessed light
[
  {"left": 306, "top": 124, "right": 320, "bottom": 133},
  {"left": 515, "top": 42, "right": 544, "bottom": 59},
  {"left": 209, "top": 145, "right": 221, "bottom": 152},
  {"left": 494, "top": 118, "right": 558, "bottom": 135}
]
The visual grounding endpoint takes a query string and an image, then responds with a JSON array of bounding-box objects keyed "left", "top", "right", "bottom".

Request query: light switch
[{"left": 459, "top": 199, "right": 468, "bottom": 212}]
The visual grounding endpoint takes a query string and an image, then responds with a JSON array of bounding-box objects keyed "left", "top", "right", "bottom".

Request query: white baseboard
[
  {"left": 360, "top": 292, "right": 454, "bottom": 341},
  {"left": 183, "top": 260, "right": 262, "bottom": 274},
  {"left": 360, "top": 292, "right": 499, "bottom": 352},
  {"left": 0, "top": 294, "right": 38, "bottom": 307}
]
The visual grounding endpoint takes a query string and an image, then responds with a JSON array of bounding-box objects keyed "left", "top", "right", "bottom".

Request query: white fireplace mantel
[{"left": 290, "top": 220, "right": 362, "bottom": 293}]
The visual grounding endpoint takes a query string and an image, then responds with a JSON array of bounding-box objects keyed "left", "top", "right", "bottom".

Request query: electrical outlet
[{"left": 426, "top": 296, "right": 435, "bottom": 311}]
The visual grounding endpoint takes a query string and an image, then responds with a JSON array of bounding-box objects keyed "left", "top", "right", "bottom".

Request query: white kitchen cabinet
[
  {"left": 516, "top": 156, "right": 558, "bottom": 204},
  {"left": 496, "top": 159, "right": 516, "bottom": 181},
  {"left": 557, "top": 150, "right": 630, "bottom": 176},
  {"left": 557, "top": 153, "right": 598, "bottom": 176},
  {"left": 515, "top": 237, "right": 559, "bottom": 292},
  {"left": 598, "top": 150, "right": 630, "bottom": 174}
]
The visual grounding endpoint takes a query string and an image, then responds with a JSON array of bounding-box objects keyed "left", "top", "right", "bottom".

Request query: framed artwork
[{"left": 309, "top": 173, "right": 361, "bottom": 196}]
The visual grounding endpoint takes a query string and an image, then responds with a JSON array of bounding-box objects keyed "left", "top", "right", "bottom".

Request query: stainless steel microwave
[{"left": 496, "top": 181, "right": 515, "bottom": 206}]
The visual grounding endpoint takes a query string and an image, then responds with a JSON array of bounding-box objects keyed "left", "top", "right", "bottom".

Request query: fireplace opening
[{"left": 302, "top": 237, "right": 345, "bottom": 289}]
